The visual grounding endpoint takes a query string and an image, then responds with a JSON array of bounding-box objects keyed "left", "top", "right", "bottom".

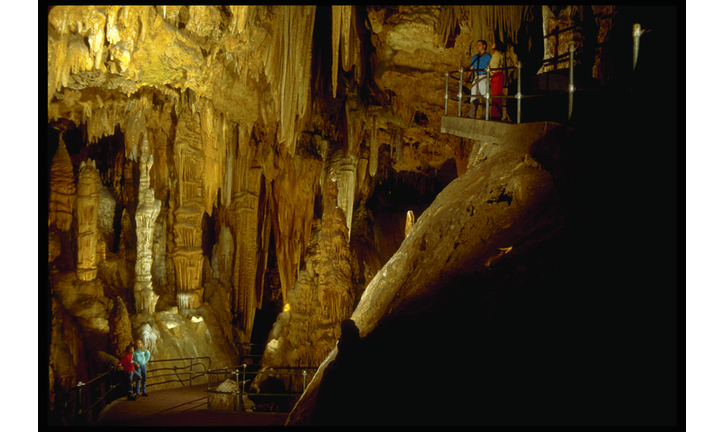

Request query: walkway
[{"left": 89, "top": 383, "right": 289, "bottom": 426}]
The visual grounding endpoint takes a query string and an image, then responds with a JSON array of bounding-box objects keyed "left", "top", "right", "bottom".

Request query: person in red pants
[{"left": 489, "top": 40, "right": 505, "bottom": 120}]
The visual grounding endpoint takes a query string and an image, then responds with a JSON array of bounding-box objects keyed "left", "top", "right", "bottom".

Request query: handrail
[
  {"left": 445, "top": 24, "right": 645, "bottom": 123},
  {"left": 145, "top": 356, "right": 211, "bottom": 388},
  {"left": 49, "top": 356, "right": 212, "bottom": 425},
  {"left": 206, "top": 364, "right": 319, "bottom": 413}
]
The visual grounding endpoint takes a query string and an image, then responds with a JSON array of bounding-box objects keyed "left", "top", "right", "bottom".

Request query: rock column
[
  {"left": 134, "top": 132, "right": 161, "bottom": 314},
  {"left": 172, "top": 108, "right": 205, "bottom": 312},
  {"left": 76, "top": 159, "right": 100, "bottom": 281}
]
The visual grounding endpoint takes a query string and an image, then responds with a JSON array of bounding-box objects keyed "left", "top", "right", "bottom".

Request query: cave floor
[{"left": 89, "top": 383, "right": 288, "bottom": 426}]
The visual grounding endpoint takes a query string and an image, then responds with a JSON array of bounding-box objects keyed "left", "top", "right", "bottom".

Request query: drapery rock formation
[{"left": 47, "top": 5, "right": 676, "bottom": 426}]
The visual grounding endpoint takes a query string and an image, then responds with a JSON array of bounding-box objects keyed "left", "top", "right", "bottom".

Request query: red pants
[{"left": 490, "top": 73, "right": 504, "bottom": 118}]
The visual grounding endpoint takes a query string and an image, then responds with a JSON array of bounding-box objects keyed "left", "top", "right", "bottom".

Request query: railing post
[
  {"left": 77, "top": 382, "right": 84, "bottom": 417},
  {"left": 241, "top": 363, "right": 247, "bottom": 397},
  {"left": 516, "top": 62, "right": 522, "bottom": 124},
  {"left": 484, "top": 65, "right": 490, "bottom": 120},
  {"left": 235, "top": 369, "right": 240, "bottom": 412},
  {"left": 568, "top": 45, "right": 575, "bottom": 120},
  {"left": 444, "top": 72, "right": 449, "bottom": 116},
  {"left": 302, "top": 370, "right": 307, "bottom": 390},
  {"left": 189, "top": 357, "right": 194, "bottom": 386},
  {"left": 457, "top": 68, "right": 463, "bottom": 117}
]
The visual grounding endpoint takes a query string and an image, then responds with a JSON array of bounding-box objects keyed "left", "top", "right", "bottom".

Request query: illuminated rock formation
[
  {"left": 172, "top": 107, "right": 206, "bottom": 312},
  {"left": 229, "top": 130, "right": 265, "bottom": 336},
  {"left": 323, "top": 149, "right": 357, "bottom": 241},
  {"left": 134, "top": 132, "right": 162, "bottom": 315},
  {"left": 108, "top": 296, "right": 133, "bottom": 359},
  {"left": 75, "top": 159, "right": 100, "bottom": 281},
  {"left": 48, "top": 138, "right": 75, "bottom": 232},
  {"left": 404, "top": 210, "right": 415, "bottom": 238},
  {"left": 255, "top": 166, "right": 354, "bottom": 393}
]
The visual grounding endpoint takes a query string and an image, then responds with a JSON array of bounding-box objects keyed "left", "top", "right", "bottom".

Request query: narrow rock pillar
[{"left": 134, "top": 132, "right": 161, "bottom": 314}]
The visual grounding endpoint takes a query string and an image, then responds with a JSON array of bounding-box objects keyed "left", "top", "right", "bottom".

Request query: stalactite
[
  {"left": 270, "top": 6, "right": 316, "bottom": 152},
  {"left": 468, "top": 6, "right": 523, "bottom": 44},
  {"left": 331, "top": 6, "right": 342, "bottom": 98},
  {"left": 134, "top": 132, "right": 162, "bottom": 315},
  {"left": 49, "top": 138, "right": 76, "bottom": 232},
  {"left": 199, "top": 98, "right": 224, "bottom": 216},
  {"left": 271, "top": 150, "right": 322, "bottom": 306},
  {"left": 76, "top": 159, "right": 100, "bottom": 281}
]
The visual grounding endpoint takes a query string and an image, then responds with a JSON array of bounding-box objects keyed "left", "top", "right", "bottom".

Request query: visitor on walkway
[
  {"left": 118, "top": 345, "right": 141, "bottom": 401},
  {"left": 465, "top": 40, "right": 492, "bottom": 119},
  {"left": 489, "top": 40, "right": 505, "bottom": 119},
  {"left": 133, "top": 339, "right": 151, "bottom": 397}
]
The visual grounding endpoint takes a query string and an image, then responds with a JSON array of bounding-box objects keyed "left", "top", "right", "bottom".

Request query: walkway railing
[
  {"left": 49, "top": 356, "right": 212, "bottom": 425},
  {"left": 444, "top": 23, "right": 647, "bottom": 124},
  {"left": 206, "top": 364, "right": 318, "bottom": 413},
  {"left": 145, "top": 356, "right": 211, "bottom": 388},
  {"left": 49, "top": 367, "right": 122, "bottom": 426}
]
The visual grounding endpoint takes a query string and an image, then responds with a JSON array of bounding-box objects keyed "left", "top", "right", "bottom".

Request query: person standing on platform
[
  {"left": 489, "top": 40, "right": 505, "bottom": 119},
  {"left": 465, "top": 40, "right": 492, "bottom": 119},
  {"left": 118, "top": 345, "right": 141, "bottom": 401},
  {"left": 133, "top": 339, "right": 151, "bottom": 397}
]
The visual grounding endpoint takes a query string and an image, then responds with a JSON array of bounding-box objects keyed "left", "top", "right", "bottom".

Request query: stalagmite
[
  {"left": 326, "top": 148, "right": 357, "bottom": 242},
  {"left": 76, "top": 159, "right": 100, "bottom": 281},
  {"left": 134, "top": 132, "right": 162, "bottom": 315},
  {"left": 172, "top": 107, "right": 206, "bottom": 312},
  {"left": 318, "top": 170, "right": 355, "bottom": 324},
  {"left": 48, "top": 138, "right": 76, "bottom": 232},
  {"left": 405, "top": 210, "right": 415, "bottom": 238}
]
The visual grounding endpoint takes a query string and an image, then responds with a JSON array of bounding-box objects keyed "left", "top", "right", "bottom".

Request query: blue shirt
[
  {"left": 470, "top": 53, "right": 491, "bottom": 76},
  {"left": 133, "top": 349, "right": 151, "bottom": 366}
]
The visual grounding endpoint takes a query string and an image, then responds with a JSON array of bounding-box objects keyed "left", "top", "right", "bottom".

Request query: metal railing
[
  {"left": 49, "top": 367, "right": 122, "bottom": 426},
  {"left": 49, "top": 356, "right": 211, "bottom": 426},
  {"left": 206, "top": 364, "right": 318, "bottom": 413},
  {"left": 145, "top": 356, "right": 211, "bottom": 388},
  {"left": 445, "top": 23, "right": 647, "bottom": 124}
]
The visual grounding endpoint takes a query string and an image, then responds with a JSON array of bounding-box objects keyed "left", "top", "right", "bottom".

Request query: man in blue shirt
[{"left": 465, "top": 40, "right": 492, "bottom": 119}]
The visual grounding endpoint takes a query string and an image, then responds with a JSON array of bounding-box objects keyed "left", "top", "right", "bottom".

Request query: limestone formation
[
  {"left": 404, "top": 210, "right": 415, "bottom": 238},
  {"left": 48, "top": 138, "right": 76, "bottom": 232},
  {"left": 255, "top": 166, "right": 355, "bottom": 392},
  {"left": 134, "top": 132, "right": 162, "bottom": 315},
  {"left": 172, "top": 107, "right": 206, "bottom": 312},
  {"left": 75, "top": 159, "right": 100, "bottom": 281},
  {"left": 108, "top": 296, "right": 133, "bottom": 359},
  {"left": 229, "top": 131, "right": 265, "bottom": 335}
]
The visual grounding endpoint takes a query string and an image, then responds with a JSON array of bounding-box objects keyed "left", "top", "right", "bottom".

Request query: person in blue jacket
[
  {"left": 465, "top": 40, "right": 492, "bottom": 119},
  {"left": 132, "top": 339, "right": 151, "bottom": 396}
]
